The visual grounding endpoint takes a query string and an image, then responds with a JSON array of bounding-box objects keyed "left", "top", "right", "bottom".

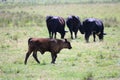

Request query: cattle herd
[{"left": 24, "top": 15, "right": 106, "bottom": 64}]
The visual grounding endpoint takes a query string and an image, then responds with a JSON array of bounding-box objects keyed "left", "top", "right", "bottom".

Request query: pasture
[{"left": 0, "top": 1, "right": 120, "bottom": 80}]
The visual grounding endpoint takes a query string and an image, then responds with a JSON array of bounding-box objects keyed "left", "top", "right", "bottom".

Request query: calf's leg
[
  {"left": 51, "top": 53, "right": 57, "bottom": 64},
  {"left": 33, "top": 51, "right": 40, "bottom": 64},
  {"left": 24, "top": 50, "right": 32, "bottom": 65},
  {"left": 54, "top": 54, "right": 57, "bottom": 63}
]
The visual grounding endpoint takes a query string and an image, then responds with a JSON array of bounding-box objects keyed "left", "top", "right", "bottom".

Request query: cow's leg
[
  {"left": 33, "top": 51, "right": 40, "bottom": 64},
  {"left": 49, "top": 31, "right": 52, "bottom": 38},
  {"left": 24, "top": 50, "right": 32, "bottom": 65},
  {"left": 70, "top": 30, "right": 73, "bottom": 39},
  {"left": 85, "top": 33, "right": 90, "bottom": 43},
  {"left": 48, "top": 29, "right": 52, "bottom": 38},
  {"left": 74, "top": 30, "right": 78, "bottom": 39},
  {"left": 54, "top": 32, "right": 57, "bottom": 39},
  {"left": 51, "top": 32, "right": 54, "bottom": 38},
  {"left": 93, "top": 32, "right": 96, "bottom": 42}
]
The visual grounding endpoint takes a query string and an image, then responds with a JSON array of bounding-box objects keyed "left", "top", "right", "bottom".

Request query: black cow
[
  {"left": 66, "top": 15, "right": 84, "bottom": 39},
  {"left": 46, "top": 16, "right": 66, "bottom": 39},
  {"left": 82, "top": 18, "right": 105, "bottom": 42}
]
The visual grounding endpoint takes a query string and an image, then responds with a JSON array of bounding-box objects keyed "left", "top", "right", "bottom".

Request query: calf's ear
[
  {"left": 64, "top": 38, "right": 72, "bottom": 42},
  {"left": 64, "top": 39, "right": 68, "bottom": 42}
]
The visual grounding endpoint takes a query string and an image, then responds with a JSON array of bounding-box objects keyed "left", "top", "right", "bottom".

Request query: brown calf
[{"left": 24, "top": 38, "right": 72, "bottom": 64}]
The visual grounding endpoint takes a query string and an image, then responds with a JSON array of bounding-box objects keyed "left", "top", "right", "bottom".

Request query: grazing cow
[
  {"left": 24, "top": 38, "right": 72, "bottom": 64},
  {"left": 66, "top": 15, "right": 84, "bottom": 39},
  {"left": 46, "top": 16, "right": 66, "bottom": 39},
  {"left": 82, "top": 18, "right": 105, "bottom": 42}
]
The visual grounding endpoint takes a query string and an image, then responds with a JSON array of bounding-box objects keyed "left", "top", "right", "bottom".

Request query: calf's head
[{"left": 63, "top": 39, "right": 72, "bottom": 49}]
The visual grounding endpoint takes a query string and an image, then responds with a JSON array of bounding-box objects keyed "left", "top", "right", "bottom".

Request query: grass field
[{"left": 0, "top": 1, "right": 120, "bottom": 80}]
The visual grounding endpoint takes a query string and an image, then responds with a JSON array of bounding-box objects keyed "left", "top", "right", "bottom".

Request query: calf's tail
[{"left": 28, "top": 38, "right": 32, "bottom": 45}]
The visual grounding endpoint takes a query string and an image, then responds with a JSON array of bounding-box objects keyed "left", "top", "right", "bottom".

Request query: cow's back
[{"left": 83, "top": 18, "right": 103, "bottom": 32}]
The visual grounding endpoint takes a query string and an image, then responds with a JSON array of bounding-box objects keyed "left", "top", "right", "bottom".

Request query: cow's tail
[{"left": 101, "top": 22, "right": 107, "bottom": 35}]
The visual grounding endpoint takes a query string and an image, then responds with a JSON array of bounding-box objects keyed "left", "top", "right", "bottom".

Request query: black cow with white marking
[
  {"left": 82, "top": 18, "right": 105, "bottom": 42},
  {"left": 66, "top": 15, "right": 84, "bottom": 39},
  {"left": 46, "top": 16, "right": 66, "bottom": 39}
]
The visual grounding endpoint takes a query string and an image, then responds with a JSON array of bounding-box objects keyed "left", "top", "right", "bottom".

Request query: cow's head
[
  {"left": 98, "top": 33, "right": 104, "bottom": 41},
  {"left": 63, "top": 39, "right": 72, "bottom": 49},
  {"left": 61, "top": 31, "right": 68, "bottom": 39},
  {"left": 79, "top": 23, "right": 84, "bottom": 34},
  {"left": 98, "top": 32, "right": 106, "bottom": 41}
]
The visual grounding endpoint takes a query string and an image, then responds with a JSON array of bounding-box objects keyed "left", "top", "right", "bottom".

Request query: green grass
[
  {"left": 0, "top": 2, "right": 120, "bottom": 80},
  {"left": 1, "top": 3, "right": 120, "bottom": 27}
]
